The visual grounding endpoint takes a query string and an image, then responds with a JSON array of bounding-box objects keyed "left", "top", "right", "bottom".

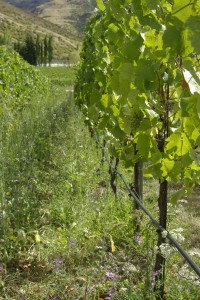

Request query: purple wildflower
[
  {"left": 135, "top": 235, "right": 142, "bottom": 244},
  {"left": 48, "top": 255, "right": 64, "bottom": 270},
  {"left": 67, "top": 240, "right": 76, "bottom": 248},
  {"left": 106, "top": 271, "right": 115, "bottom": 279},
  {"left": 105, "top": 287, "right": 115, "bottom": 299}
]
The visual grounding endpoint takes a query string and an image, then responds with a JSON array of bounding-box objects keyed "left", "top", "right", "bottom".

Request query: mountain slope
[
  {"left": 6, "top": 0, "right": 96, "bottom": 36},
  {"left": 0, "top": 0, "right": 80, "bottom": 60}
]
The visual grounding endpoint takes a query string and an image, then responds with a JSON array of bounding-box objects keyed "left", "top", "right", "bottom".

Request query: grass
[
  {"left": 0, "top": 66, "right": 200, "bottom": 300},
  {"left": 38, "top": 66, "right": 77, "bottom": 86}
]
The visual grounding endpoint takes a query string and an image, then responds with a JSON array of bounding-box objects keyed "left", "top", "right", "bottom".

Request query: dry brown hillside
[
  {"left": 5, "top": 0, "right": 96, "bottom": 36},
  {"left": 0, "top": 0, "right": 82, "bottom": 60}
]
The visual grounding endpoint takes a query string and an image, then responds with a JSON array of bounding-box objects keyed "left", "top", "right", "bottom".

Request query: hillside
[
  {"left": 0, "top": 0, "right": 81, "bottom": 61},
  {"left": 6, "top": 0, "right": 96, "bottom": 36}
]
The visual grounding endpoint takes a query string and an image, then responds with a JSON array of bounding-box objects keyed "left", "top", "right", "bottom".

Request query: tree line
[
  {"left": 0, "top": 30, "right": 53, "bottom": 66},
  {"left": 14, "top": 33, "right": 53, "bottom": 66}
]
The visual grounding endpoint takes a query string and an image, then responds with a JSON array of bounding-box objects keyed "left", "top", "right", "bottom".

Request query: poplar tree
[
  {"left": 47, "top": 36, "right": 53, "bottom": 66},
  {"left": 43, "top": 35, "right": 48, "bottom": 66},
  {"left": 36, "top": 34, "right": 41, "bottom": 66}
]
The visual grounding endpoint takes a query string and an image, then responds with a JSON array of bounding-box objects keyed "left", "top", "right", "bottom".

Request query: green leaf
[
  {"left": 119, "top": 63, "right": 134, "bottom": 97},
  {"left": 170, "top": 189, "right": 186, "bottom": 205},
  {"left": 136, "top": 59, "right": 156, "bottom": 82},
  {"left": 97, "top": 0, "right": 106, "bottom": 12},
  {"left": 136, "top": 132, "right": 150, "bottom": 159},
  {"left": 109, "top": 0, "right": 123, "bottom": 20},
  {"left": 166, "top": 132, "right": 192, "bottom": 157},
  {"left": 141, "top": 0, "right": 160, "bottom": 13},
  {"left": 172, "top": 0, "right": 194, "bottom": 23},
  {"left": 144, "top": 29, "right": 163, "bottom": 50},
  {"left": 110, "top": 105, "right": 119, "bottom": 117},
  {"left": 161, "top": 158, "right": 175, "bottom": 178},
  {"left": 185, "top": 16, "right": 200, "bottom": 53},
  {"left": 181, "top": 93, "right": 200, "bottom": 118},
  {"left": 143, "top": 162, "right": 163, "bottom": 178},
  {"left": 35, "top": 233, "right": 41, "bottom": 243},
  {"left": 106, "top": 23, "right": 123, "bottom": 45},
  {"left": 163, "top": 25, "right": 184, "bottom": 55},
  {"left": 100, "top": 94, "right": 108, "bottom": 108},
  {"left": 123, "top": 34, "right": 143, "bottom": 61}
]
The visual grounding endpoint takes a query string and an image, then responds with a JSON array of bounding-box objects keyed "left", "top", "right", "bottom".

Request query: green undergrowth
[
  {"left": 0, "top": 61, "right": 199, "bottom": 299},
  {"left": 38, "top": 66, "right": 77, "bottom": 87}
]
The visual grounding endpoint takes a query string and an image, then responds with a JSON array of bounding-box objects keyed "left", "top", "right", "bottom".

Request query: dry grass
[
  {"left": 0, "top": 0, "right": 80, "bottom": 60},
  {"left": 1, "top": 0, "right": 96, "bottom": 37}
]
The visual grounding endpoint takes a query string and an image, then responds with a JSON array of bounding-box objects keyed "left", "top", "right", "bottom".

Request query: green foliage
[
  {"left": 14, "top": 33, "right": 54, "bottom": 66},
  {"left": 0, "top": 1, "right": 78, "bottom": 61},
  {"left": 47, "top": 36, "right": 53, "bottom": 66},
  {"left": 0, "top": 46, "right": 50, "bottom": 261},
  {"left": 75, "top": 1, "right": 200, "bottom": 297},
  {"left": 39, "top": 65, "right": 77, "bottom": 86},
  {"left": 75, "top": 0, "right": 200, "bottom": 195},
  {"left": 0, "top": 29, "right": 12, "bottom": 46},
  {"left": 0, "top": 46, "right": 48, "bottom": 115}
]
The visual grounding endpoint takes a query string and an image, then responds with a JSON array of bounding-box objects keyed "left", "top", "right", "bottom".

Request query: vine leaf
[
  {"left": 170, "top": 189, "right": 186, "bottom": 205},
  {"left": 172, "top": 0, "right": 193, "bottom": 23},
  {"left": 165, "top": 132, "right": 191, "bottom": 157},
  {"left": 136, "top": 132, "right": 150, "bottom": 160},
  {"left": 96, "top": 0, "right": 105, "bottom": 12}
]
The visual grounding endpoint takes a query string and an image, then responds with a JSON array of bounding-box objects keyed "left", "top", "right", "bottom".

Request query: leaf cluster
[
  {"left": 75, "top": 0, "right": 200, "bottom": 190},
  {"left": 0, "top": 46, "right": 49, "bottom": 117}
]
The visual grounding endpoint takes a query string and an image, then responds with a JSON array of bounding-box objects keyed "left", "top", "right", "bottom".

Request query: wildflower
[
  {"left": 171, "top": 228, "right": 185, "bottom": 242},
  {"left": 159, "top": 243, "right": 172, "bottom": 258},
  {"left": 106, "top": 271, "right": 115, "bottom": 279},
  {"left": 120, "top": 287, "right": 128, "bottom": 292},
  {"left": 179, "top": 264, "right": 200, "bottom": 285},
  {"left": 161, "top": 230, "right": 168, "bottom": 238},
  {"left": 67, "top": 240, "right": 76, "bottom": 248},
  {"left": 135, "top": 235, "right": 142, "bottom": 244},
  {"left": 188, "top": 249, "right": 200, "bottom": 258},
  {"left": 149, "top": 250, "right": 154, "bottom": 256},
  {"left": 123, "top": 262, "right": 138, "bottom": 274},
  {"left": 177, "top": 199, "right": 188, "bottom": 204},
  {"left": 48, "top": 255, "right": 64, "bottom": 270},
  {"left": 105, "top": 287, "right": 115, "bottom": 299},
  {"left": 84, "top": 227, "right": 89, "bottom": 234},
  {"left": 152, "top": 269, "right": 162, "bottom": 286}
]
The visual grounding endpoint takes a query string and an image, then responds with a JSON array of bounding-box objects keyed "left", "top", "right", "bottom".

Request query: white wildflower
[
  {"left": 177, "top": 199, "right": 188, "bottom": 204},
  {"left": 171, "top": 228, "right": 185, "bottom": 242},
  {"left": 179, "top": 264, "right": 200, "bottom": 285},
  {"left": 161, "top": 230, "right": 168, "bottom": 238},
  {"left": 123, "top": 262, "right": 138, "bottom": 273},
  {"left": 188, "top": 249, "right": 200, "bottom": 258},
  {"left": 84, "top": 228, "right": 89, "bottom": 234},
  {"left": 159, "top": 243, "right": 172, "bottom": 258},
  {"left": 120, "top": 288, "right": 128, "bottom": 292}
]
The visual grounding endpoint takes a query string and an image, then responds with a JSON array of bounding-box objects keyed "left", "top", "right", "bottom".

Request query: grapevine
[
  {"left": 0, "top": 46, "right": 49, "bottom": 117},
  {"left": 75, "top": 0, "right": 200, "bottom": 298}
]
